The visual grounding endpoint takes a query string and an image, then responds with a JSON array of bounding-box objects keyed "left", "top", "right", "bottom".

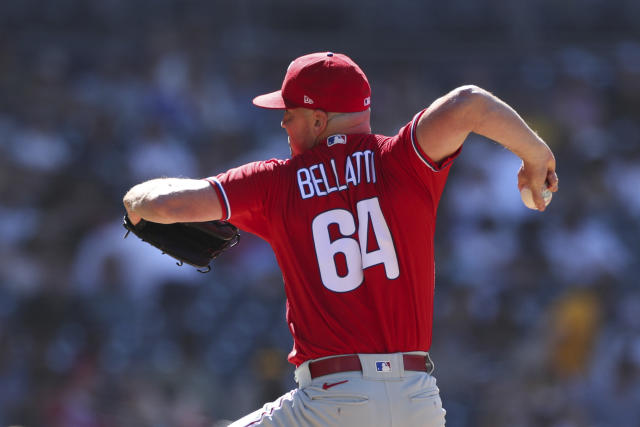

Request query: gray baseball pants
[{"left": 228, "top": 352, "right": 446, "bottom": 427}]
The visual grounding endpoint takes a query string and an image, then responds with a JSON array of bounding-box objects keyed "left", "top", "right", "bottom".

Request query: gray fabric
[{"left": 229, "top": 353, "right": 446, "bottom": 427}]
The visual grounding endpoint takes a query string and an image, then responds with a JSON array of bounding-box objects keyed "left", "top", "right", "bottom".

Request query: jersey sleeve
[
  {"left": 205, "top": 159, "right": 284, "bottom": 240},
  {"left": 381, "top": 109, "right": 462, "bottom": 206},
  {"left": 402, "top": 108, "right": 461, "bottom": 174}
]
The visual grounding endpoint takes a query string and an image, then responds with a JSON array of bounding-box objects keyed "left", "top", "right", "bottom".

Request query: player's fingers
[
  {"left": 530, "top": 186, "right": 547, "bottom": 211},
  {"left": 517, "top": 161, "right": 552, "bottom": 211},
  {"left": 518, "top": 162, "right": 546, "bottom": 190},
  {"left": 526, "top": 169, "right": 550, "bottom": 211},
  {"left": 546, "top": 169, "right": 559, "bottom": 192},
  {"left": 127, "top": 211, "right": 142, "bottom": 225}
]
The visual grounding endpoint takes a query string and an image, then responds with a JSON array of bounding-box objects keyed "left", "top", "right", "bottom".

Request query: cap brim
[{"left": 252, "top": 90, "right": 288, "bottom": 109}]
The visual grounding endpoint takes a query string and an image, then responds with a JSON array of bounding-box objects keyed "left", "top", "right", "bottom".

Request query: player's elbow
[
  {"left": 448, "top": 85, "right": 495, "bottom": 126},
  {"left": 451, "top": 85, "right": 491, "bottom": 110}
]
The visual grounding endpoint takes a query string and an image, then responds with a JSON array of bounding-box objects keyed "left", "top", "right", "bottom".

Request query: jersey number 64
[{"left": 311, "top": 197, "right": 399, "bottom": 292}]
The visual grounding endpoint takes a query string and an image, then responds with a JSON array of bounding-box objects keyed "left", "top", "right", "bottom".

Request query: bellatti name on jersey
[{"left": 296, "top": 149, "right": 377, "bottom": 200}]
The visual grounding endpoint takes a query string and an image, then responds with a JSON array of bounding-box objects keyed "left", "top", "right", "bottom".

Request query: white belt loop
[
  {"left": 358, "top": 353, "right": 406, "bottom": 380},
  {"left": 294, "top": 360, "right": 312, "bottom": 388}
]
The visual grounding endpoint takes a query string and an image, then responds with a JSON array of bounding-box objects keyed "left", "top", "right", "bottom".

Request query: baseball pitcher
[{"left": 123, "top": 52, "right": 558, "bottom": 426}]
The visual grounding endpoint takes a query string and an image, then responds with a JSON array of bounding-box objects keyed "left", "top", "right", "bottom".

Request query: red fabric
[
  {"left": 204, "top": 177, "right": 230, "bottom": 220},
  {"left": 252, "top": 52, "right": 371, "bottom": 113},
  {"left": 211, "top": 111, "right": 460, "bottom": 366}
]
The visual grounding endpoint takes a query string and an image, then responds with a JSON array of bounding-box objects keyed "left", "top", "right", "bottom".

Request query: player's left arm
[
  {"left": 123, "top": 178, "right": 223, "bottom": 225},
  {"left": 416, "top": 85, "right": 558, "bottom": 211}
]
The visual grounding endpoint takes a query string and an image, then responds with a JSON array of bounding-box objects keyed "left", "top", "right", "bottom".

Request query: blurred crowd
[{"left": 1, "top": 1, "right": 639, "bottom": 426}]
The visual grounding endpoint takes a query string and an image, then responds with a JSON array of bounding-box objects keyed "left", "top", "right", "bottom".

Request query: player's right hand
[{"left": 517, "top": 147, "right": 558, "bottom": 211}]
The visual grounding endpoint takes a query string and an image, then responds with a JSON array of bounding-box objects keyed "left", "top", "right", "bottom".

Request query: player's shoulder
[
  {"left": 228, "top": 157, "right": 289, "bottom": 179},
  {"left": 362, "top": 127, "right": 408, "bottom": 152},
  {"left": 381, "top": 111, "right": 426, "bottom": 148},
  {"left": 264, "top": 158, "right": 288, "bottom": 167},
  {"left": 253, "top": 158, "right": 289, "bottom": 169},
  {"left": 337, "top": 132, "right": 391, "bottom": 151}
]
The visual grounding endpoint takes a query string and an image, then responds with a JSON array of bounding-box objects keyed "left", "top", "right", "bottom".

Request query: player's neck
[{"left": 316, "top": 109, "right": 371, "bottom": 144}]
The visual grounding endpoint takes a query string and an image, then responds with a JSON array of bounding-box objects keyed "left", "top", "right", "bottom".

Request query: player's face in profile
[{"left": 281, "top": 108, "right": 316, "bottom": 156}]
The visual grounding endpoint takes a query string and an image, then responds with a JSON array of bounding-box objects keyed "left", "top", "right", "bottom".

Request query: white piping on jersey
[
  {"left": 410, "top": 110, "right": 440, "bottom": 173},
  {"left": 211, "top": 177, "right": 231, "bottom": 220}
]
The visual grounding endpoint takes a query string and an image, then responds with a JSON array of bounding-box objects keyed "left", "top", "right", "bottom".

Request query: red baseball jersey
[{"left": 207, "top": 110, "right": 460, "bottom": 366}]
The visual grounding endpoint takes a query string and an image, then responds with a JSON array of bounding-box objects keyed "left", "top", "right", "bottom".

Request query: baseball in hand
[{"left": 520, "top": 186, "right": 552, "bottom": 210}]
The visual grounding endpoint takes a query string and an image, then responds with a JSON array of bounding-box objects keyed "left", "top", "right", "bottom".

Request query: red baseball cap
[{"left": 252, "top": 52, "right": 371, "bottom": 113}]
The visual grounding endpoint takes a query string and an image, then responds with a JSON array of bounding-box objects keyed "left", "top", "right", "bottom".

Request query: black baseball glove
[{"left": 123, "top": 214, "right": 240, "bottom": 272}]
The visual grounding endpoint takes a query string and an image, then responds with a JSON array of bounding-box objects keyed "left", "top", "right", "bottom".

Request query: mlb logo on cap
[{"left": 376, "top": 361, "right": 392, "bottom": 372}]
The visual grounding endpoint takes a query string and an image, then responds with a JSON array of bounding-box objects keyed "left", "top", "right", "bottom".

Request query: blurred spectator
[{"left": 545, "top": 289, "right": 602, "bottom": 379}]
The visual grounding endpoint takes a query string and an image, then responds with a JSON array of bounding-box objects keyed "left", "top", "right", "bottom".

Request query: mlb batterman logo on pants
[
  {"left": 376, "top": 361, "right": 391, "bottom": 372},
  {"left": 123, "top": 50, "right": 558, "bottom": 426}
]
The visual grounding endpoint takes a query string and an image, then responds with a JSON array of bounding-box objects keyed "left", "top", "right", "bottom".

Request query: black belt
[{"left": 309, "top": 354, "right": 434, "bottom": 379}]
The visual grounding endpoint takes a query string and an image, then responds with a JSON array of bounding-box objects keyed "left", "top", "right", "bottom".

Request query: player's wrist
[{"left": 514, "top": 137, "right": 554, "bottom": 167}]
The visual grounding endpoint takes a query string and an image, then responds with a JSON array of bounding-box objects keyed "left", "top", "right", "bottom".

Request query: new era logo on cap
[
  {"left": 376, "top": 361, "right": 392, "bottom": 372},
  {"left": 304, "top": 95, "right": 314, "bottom": 104}
]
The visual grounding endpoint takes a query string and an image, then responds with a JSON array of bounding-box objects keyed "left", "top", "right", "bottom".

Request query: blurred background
[{"left": 1, "top": 0, "right": 639, "bottom": 426}]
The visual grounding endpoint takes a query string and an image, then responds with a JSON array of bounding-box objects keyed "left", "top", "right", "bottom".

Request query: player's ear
[{"left": 312, "top": 110, "right": 329, "bottom": 134}]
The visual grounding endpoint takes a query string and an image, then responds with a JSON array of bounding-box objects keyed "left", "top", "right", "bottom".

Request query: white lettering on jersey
[
  {"left": 344, "top": 156, "right": 357, "bottom": 187},
  {"left": 319, "top": 163, "right": 338, "bottom": 194},
  {"left": 309, "top": 165, "right": 327, "bottom": 197},
  {"left": 352, "top": 152, "right": 364, "bottom": 184},
  {"left": 312, "top": 197, "right": 399, "bottom": 292},
  {"left": 312, "top": 208, "right": 363, "bottom": 292},
  {"left": 297, "top": 168, "right": 314, "bottom": 199},
  {"left": 296, "top": 150, "right": 377, "bottom": 199},
  {"left": 330, "top": 159, "right": 348, "bottom": 191},
  {"left": 357, "top": 198, "right": 398, "bottom": 278}
]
